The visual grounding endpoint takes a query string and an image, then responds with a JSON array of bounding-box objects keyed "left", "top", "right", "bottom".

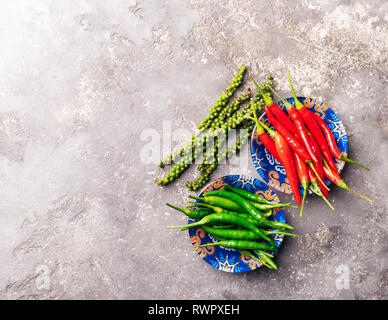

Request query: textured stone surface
[{"left": 0, "top": 0, "right": 387, "bottom": 300}]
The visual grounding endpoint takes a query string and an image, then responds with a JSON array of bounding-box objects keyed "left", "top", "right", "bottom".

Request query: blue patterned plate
[
  {"left": 188, "top": 175, "right": 285, "bottom": 273},
  {"left": 250, "top": 97, "right": 348, "bottom": 196}
]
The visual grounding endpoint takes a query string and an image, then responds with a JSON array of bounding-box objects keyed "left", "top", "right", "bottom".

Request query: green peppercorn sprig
[
  {"left": 186, "top": 123, "right": 254, "bottom": 191},
  {"left": 158, "top": 66, "right": 249, "bottom": 168},
  {"left": 188, "top": 94, "right": 269, "bottom": 190},
  {"left": 159, "top": 87, "right": 251, "bottom": 168},
  {"left": 158, "top": 135, "right": 196, "bottom": 168},
  {"left": 200, "top": 96, "right": 266, "bottom": 168},
  {"left": 197, "top": 65, "right": 246, "bottom": 131},
  {"left": 210, "top": 89, "right": 251, "bottom": 131},
  {"left": 156, "top": 73, "right": 274, "bottom": 188},
  {"left": 157, "top": 94, "right": 253, "bottom": 183}
]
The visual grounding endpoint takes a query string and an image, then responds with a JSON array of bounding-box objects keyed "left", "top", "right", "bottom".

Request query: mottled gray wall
[{"left": 0, "top": 0, "right": 387, "bottom": 299}]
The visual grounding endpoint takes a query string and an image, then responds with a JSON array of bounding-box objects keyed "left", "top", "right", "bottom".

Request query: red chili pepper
[
  {"left": 311, "top": 112, "right": 341, "bottom": 159},
  {"left": 256, "top": 125, "right": 282, "bottom": 163},
  {"left": 250, "top": 75, "right": 299, "bottom": 137},
  {"left": 263, "top": 105, "right": 327, "bottom": 188},
  {"left": 270, "top": 87, "right": 321, "bottom": 165},
  {"left": 273, "top": 134, "right": 301, "bottom": 206},
  {"left": 307, "top": 132, "right": 330, "bottom": 198},
  {"left": 250, "top": 76, "right": 308, "bottom": 159},
  {"left": 250, "top": 106, "right": 282, "bottom": 164},
  {"left": 252, "top": 114, "right": 301, "bottom": 206},
  {"left": 264, "top": 107, "right": 309, "bottom": 160},
  {"left": 293, "top": 152, "right": 309, "bottom": 216},
  {"left": 311, "top": 112, "right": 370, "bottom": 171},
  {"left": 322, "top": 161, "right": 373, "bottom": 203},
  {"left": 288, "top": 71, "right": 338, "bottom": 172},
  {"left": 269, "top": 102, "right": 298, "bottom": 136},
  {"left": 250, "top": 75, "right": 326, "bottom": 187}
]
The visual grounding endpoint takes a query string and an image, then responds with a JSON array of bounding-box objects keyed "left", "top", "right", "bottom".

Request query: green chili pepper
[
  {"left": 166, "top": 203, "right": 212, "bottom": 219},
  {"left": 188, "top": 195, "right": 244, "bottom": 212},
  {"left": 199, "top": 239, "right": 276, "bottom": 251},
  {"left": 198, "top": 190, "right": 267, "bottom": 222},
  {"left": 205, "top": 189, "right": 296, "bottom": 210},
  {"left": 202, "top": 226, "right": 264, "bottom": 240},
  {"left": 186, "top": 201, "right": 259, "bottom": 216},
  {"left": 250, "top": 201, "right": 298, "bottom": 210},
  {"left": 209, "top": 224, "right": 235, "bottom": 229},
  {"left": 186, "top": 202, "right": 293, "bottom": 231},
  {"left": 210, "top": 235, "right": 277, "bottom": 269},
  {"left": 204, "top": 224, "right": 297, "bottom": 239},
  {"left": 166, "top": 213, "right": 276, "bottom": 247},
  {"left": 190, "top": 193, "right": 294, "bottom": 230},
  {"left": 223, "top": 185, "right": 272, "bottom": 204}
]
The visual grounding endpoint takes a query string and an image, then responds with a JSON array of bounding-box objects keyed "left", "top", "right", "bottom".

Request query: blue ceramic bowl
[
  {"left": 188, "top": 175, "right": 286, "bottom": 273},
  {"left": 250, "top": 97, "right": 348, "bottom": 196}
]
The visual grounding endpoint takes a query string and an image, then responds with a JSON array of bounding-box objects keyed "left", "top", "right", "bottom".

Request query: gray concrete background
[{"left": 0, "top": 0, "right": 387, "bottom": 300}]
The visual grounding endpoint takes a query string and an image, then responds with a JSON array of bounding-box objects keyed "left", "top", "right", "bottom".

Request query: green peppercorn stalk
[
  {"left": 199, "top": 97, "right": 264, "bottom": 168},
  {"left": 185, "top": 84, "right": 273, "bottom": 191},
  {"left": 158, "top": 135, "right": 196, "bottom": 168},
  {"left": 210, "top": 89, "right": 251, "bottom": 131},
  {"left": 158, "top": 65, "right": 246, "bottom": 168},
  {"left": 156, "top": 76, "right": 274, "bottom": 187},
  {"left": 197, "top": 65, "right": 246, "bottom": 132},
  {"left": 159, "top": 79, "right": 270, "bottom": 172},
  {"left": 156, "top": 98, "right": 254, "bottom": 187},
  {"left": 186, "top": 122, "right": 254, "bottom": 191},
  {"left": 193, "top": 96, "right": 264, "bottom": 175},
  {"left": 159, "top": 87, "right": 250, "bottom": 168}
]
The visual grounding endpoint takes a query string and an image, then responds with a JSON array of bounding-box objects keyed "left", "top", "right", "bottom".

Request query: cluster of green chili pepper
[
  {"left": 156, "top": 65, "right": 274, "bottom": 190},
  {"left": 166, "top": 185, "right": 298, "bottom": 270},
  {"left": 249, "top": 71, "right": 373, "bottom": 216}
]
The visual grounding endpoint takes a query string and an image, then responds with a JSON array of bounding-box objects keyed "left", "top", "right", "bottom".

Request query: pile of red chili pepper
[
  {"left": 166, "top": 185, "right": 298, "bottom": 270},
  {"left": 249, "top": 71, "right": 373, "bottom": 216}
]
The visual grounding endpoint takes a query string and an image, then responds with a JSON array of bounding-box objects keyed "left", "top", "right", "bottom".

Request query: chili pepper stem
[
  {"left": 199, "top": 242, "right": 218, "bottom": 248},
  {"left": 255, "top": 119, "right": 276, "bottom": 138},
  {"left": 287, "top": 71, "right": 304, "bottom": 109},
  {"left": 322, "top": 157, "right": 335, "bottom": 177},
  {"left": 166, "top": 203, "right": 189, "bottom": 215},
  {"left": 166, "top": 221, "right": 204, "bottom": 230},
  {"left": 299, "top": 183, "right": 308, "bottom": 217},
  {"left": 254, "top": 250, "right": 278, "bottom": 270},
  {"left": 249, "top": 74, "right": 272, "bottom": 106},
  {"left": 253, "top": 256, "right": 274, "bottom": 270},
  {"left": 268, "top": 86, "right": 293, "bottom": 110},
  {"left": 308, "top": 161, "right": 330, "bottom": 191},
  {"left": 187, "top": 201, "right": 218, "bottom": 211},
  {"left": 323, "top": 158, "right": 373, "bottom": 203},
  {"left": 346, "top": 187, "right": 374, "bottom": 203},
  {"left": 340, "top": 155, "right": 370, "bottom": 171},
  {"left": 320, "top": 194, "right": 335, "bottom": 211},
  {"left": 238, "top": 250, "right": 274, "bottom": 269},
  {"left": 186, "top": 205, "right": 212, "bottom": 213},
  {"left": 188, "top": 195, "right": 204, "bottom": 202},
  {"left": 257, "top": 250, "right": 274, "bottom": 258},
  {"left": 265, "top": 230, "right": 298, "bottom": 237},
  {"left": 309, "top": 185, "right": 335, "bottom": 211}
]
